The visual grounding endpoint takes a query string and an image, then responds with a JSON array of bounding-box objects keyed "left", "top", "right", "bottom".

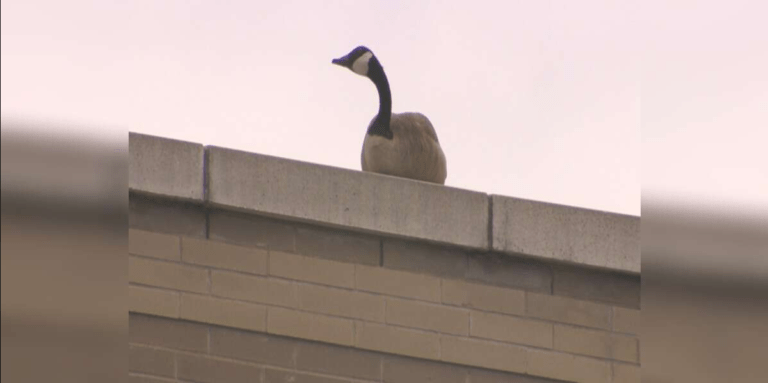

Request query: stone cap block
[
  {"left": 129, "top": 132, "right": 204, "bottom": 201},
  {"left": 491, "top": 195, "right": 640, "bottom": 273},
  {"left": 206, "top": 146, "right": 489, "bottom": 250}
]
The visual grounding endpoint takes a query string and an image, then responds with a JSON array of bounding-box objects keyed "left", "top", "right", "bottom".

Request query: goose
[{"left": 332, "top": 46, "right": 447, "bottom": 185}]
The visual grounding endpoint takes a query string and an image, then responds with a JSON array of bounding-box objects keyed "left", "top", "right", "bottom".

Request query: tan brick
[
  {"left": 355, "top": 322, "right": 439, "bottom": 359},
  {"left": 356, "top": 265, "right": 441, "bottom": 302},
  {"left": 129, "top": 229, "right": 180, "bottom": 261},
  {"left": 440, "top": 336, "right": 526, "bottom": 374},
  {"left": 527, "top": 293, "right": 611, "bottom": 330},
  {"left": 295, "top": 226, "right": 379, "bottom": 265},
  {"left": 182, "top": 237, "right": 267, "bottom": 275},
  {"left": 211, "top": 327, "right": 297, "bottom": 368},
  {"left": 296, "top": 342, "right": 382, "bottom": 381},
  {"left": 297, "top": 284, "right": 384, "bottom": 322},
  {"left": 268, "top": 307, "right": 354, "bottom": 346},
  {"left": 128, "top": 345, "right": 175, "bottom": 377},
  {"left": 528, "top": 350, "right": 611, "bottom": 383},
  {"left": 264, "top": 369, "right": 350, "bottom": 383},
  {"left": 270, "top": 251, "right": 355, "bottom": 288},
  {"left": 129, "top": 285, "right": 179, "bottom": 318},
  {"left": 129, "top": 313, "right": 208, "bottom": 352},
  {"left": 211, "top": 270, "right": 297, "bottom": 307},
  {"left": 130, "top": 194, "right": 207, "bottom": 238},
  {"left": 386, "top": 298, "right": 468, "bottom": 335},
  {"left": 470, "top": 311, "right": 552, "bottom": 348},
  {"left": 177, "top": 353, "right": 261, "bottom": 383},
  {"left": 612, "top": 362, "right": 641, "bottom": 383},
  {"left": 613, "top": 306, "right": 640, "bottom": 335},
  {"left": 442, "top": 279, "right": 525, "bottom": 316},
  {"left": 383, "top": 239, "right": 468, "bottom": 279},
  {"left": 129, "top": 256, "right": 208, "bottom": 293},
  {"left": 383, "top": 355, "right": 468, "bottom": 383},
  {"left": 208, "top": 210, "right": 295, "bottom": 253},
  {"left": 129, "top": 375, "right": 175, "bottom": 383},
  {"left": 180, "top": 293, "right": 267, "bottom": 331},
  {"left": 554, "top": 325, "right": 638, "bottom": 362}
]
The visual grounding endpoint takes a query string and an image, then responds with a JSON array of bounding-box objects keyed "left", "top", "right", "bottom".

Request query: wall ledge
[{"left": 129, "top": 132, "right": 640, "bottom": 273}]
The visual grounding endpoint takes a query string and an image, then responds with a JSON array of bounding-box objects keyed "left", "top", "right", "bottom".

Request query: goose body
[{"left": 333, "top": 46, "right": 447, "bottom": 184}]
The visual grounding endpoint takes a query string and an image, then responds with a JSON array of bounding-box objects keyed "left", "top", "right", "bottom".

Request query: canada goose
[{"left": 332, "top": 46, "right": 447, "bottom": 185}]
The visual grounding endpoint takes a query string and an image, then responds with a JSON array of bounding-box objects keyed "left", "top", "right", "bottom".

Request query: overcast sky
[{"left": 3, "top": 1, "right": 767, "bottom": 217}]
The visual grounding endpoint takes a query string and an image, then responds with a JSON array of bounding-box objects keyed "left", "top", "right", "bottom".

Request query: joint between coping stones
[
  {"left": 203, "top": 147, "right": 211, "bottom": 239},
  {"left": 487, "top": 195, "right": 494, "bottom": 250}
]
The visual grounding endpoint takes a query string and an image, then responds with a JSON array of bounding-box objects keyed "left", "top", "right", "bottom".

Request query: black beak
[{"left": 332, "top": 56, "right": 349, "bottom": 67}]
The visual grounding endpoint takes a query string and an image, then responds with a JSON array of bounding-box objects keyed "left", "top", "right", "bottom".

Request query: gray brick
[
  {"left": 295, "top": 225, "right": 380, "bottom": 265},
  {"left": 264, "top": 369, "right": 350, "bottom": 383},
  {"left": 296, "top": 341, "right": 382, "bottom": 381},
  {"left": 129, "top": 194, "right": 206, "bottom": 237},
  {"left": 467, "top": 252, "right": 552, "bottom": 293},
  {"left": 128, "top": 345, "right": 175, "bottom": 377},
  {"left": 383, "top": 239, "right": 467, "bottom": 278},
  {"left": 383, "top": 355, "right": 468, "bottom": 383},
  {"left": 210, "top": 327, "right": 297, "bottom": 368},
  {"left": 209, "top": 210, "right": 295, "bottom": 252},
  {"left": 177, "top": 353, "right": 262, "bottom": 383},
  {"left": 553, "top": 266, "right": 640, "bottom": 308},
  {"left": 129, "top": 313, "right": 207, "bottom": 353}
]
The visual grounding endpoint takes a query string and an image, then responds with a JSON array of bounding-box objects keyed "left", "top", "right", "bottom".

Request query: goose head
[{"left": 332, "top": 46, "right": 376, "bottom": 77}]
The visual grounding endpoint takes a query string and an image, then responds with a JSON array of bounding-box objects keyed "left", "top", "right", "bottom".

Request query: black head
[{"left": 332, "top": 46, "right": 375, "bottom": 77}]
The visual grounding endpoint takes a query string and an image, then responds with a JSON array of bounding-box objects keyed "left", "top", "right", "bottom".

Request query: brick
[
  {"left": 296, "top": 342, "right": 382, "bottom": 381},
  {"left": 356, "top": 265, "right": 441, "bottom": 302},
  {"left": 270, "top": 251, "right": 355, "bottom": 288},
  {"left": 177, "top": 353, "right": 261, "bottom": 383},
  {"left": 129, "top": 285, "right": 179, "bottom": 318},
  {"left": 128, "top": 345, "right": 175, "bottom": 377},
  {"left": 129, "top": 313, "right": 208, "bottom": 352},
  {"left": 295, "top": 225, "right": 379, "bottom": 265},
  {"left": 386, "top": 298, "right": 469, "bottom": 335},
  {"left": 129, "top": 375, "right": 175, "bottom": 383},
  {"left": 554, "top": 325, "right": 638, "bottom": 362},
  {"left": 553, "top": 266, "right": 640, "bottom": 308},
  {"left": 613, "top": 307, "right": 640, "bottom": 335},
  {"left": 267, "top": 307, "right": 354, "bottom": 346},
  {"left": 212, "top": 270, "right": 297, "bottom": 307},
  {"left": 211, "top": 327, "right": 297, "bottom": 368},
  {"left": 468, "top": 368, "right": 568, "bottom": 383},
  {"left": 442, "top": 279, "right": 525, "bottom": 316},
  {"left": 528, "top": 350, "right": 611, "bottom": 383},
  {"left": 180, "top": 294, "right": 267, "bottom": 332},
  {"left": 440, "top": 336, "right": 526, "bottom": 374},
  {"left": 470, "top": 311, "right": 553, "bottom": 348},
  {"left": 612, "top": 363, "right": 640, "bottom": 383},
  {"left": 467, "top": 252, "right": 552, "bottom": 293},
  {"left": 182, "top": 237, "right": 268, "bottom": 275},
  {"left": 383, "top": 355, "right": 468, "bottom": 383},
  {"left": 297, "top": 284, "right": 384, "bottom": 322},
  {"left": 355, "top": 322, "right": 439, "bottom": 359},
  {"left": 527, "top": 293, "right": 611, "bottom": 330},
  {"left": 129, "top": 256, "right": 208, "bottom": 293},
  {"left": 129, "top": 195, "right": 206, "bottom": 237},
  {"left": 383, "top": 239, "right": 467, "bottom": 279},
  {"left": 129, "top": 229, "right": 180, "bottom": 261},
  {"left": 264, "top": 369, "right": 349, "bottom": 383},
  {"left": 209, "top": 210, "right": 295, "bottom": 253}
]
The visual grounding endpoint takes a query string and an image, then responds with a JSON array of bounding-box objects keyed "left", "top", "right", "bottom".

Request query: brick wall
[{"left": 129, "top": 133, "right": 640, "bottom": 383}]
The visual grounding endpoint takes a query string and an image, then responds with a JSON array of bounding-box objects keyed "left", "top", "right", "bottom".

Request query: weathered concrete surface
[
  {"left": 491, "top": 195, "right": 640, "bottom": 273},
  {"left": 206, "top": 146, "right": 489, "bottom": 250},
  {"left": 129, "top": 133, "right": 204, "bottom": 201}
]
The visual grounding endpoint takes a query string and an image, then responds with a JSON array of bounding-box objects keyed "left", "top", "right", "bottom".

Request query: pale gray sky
[{"left": 3, "top": 1, "right": 765, "bottom": 218}]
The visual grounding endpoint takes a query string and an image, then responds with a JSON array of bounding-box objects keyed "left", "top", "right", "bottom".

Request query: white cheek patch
[{"left": 352, "top": 51, "right": 373, "bottom": 76}]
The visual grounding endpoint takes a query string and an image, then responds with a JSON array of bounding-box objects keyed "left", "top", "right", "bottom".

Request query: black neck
[{"left": 367, "top": 57, "right": 393, "bottom": 139}]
